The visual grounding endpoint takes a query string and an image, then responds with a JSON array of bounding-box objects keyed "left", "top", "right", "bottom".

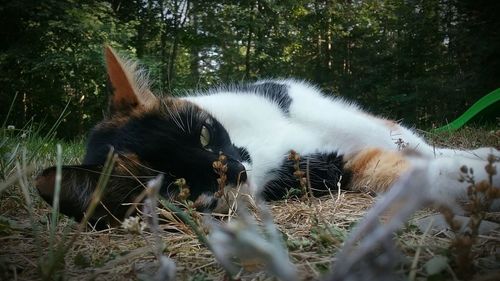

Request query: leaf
[{"left": 424, "top": 255, "right": 449, "bottom": 276}]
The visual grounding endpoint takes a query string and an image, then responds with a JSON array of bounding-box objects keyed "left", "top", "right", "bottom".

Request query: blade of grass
[
  {"left": 0, "top": 165, "right": 35, "bottom": 195},
  {"left": 157, "top": 197, "right": 210, "bottom": 248},
  {"left": 48, "top": 144, "right": 63, "bottom": 265},
  {"left": 409, "top": 217, "right": 434, "bottom": 281},
  {"left": 40, "top": 148, "right": 116, "bottom": 280},
  {"left": 15, "top": 148, "right": 43, "bottom": 262},
  {"left": 28, "top": 99, "right": 71, "bottom": 163},
  {"left": 2, "top": 91, "right": 18, "bottom": 129}
]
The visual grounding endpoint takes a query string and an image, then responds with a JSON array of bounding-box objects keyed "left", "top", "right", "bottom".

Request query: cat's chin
[{"left": 193, "top": 183, "right": 254, "bottom": 214}]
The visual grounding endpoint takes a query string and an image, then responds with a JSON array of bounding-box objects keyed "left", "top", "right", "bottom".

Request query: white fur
[{"left": 184, "top": 79, "right": 499, "bottom": 206}]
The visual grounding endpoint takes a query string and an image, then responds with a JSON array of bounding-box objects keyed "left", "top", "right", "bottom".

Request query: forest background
[{"left": 1, "top": 0, "right": 499, "bottom": 138}]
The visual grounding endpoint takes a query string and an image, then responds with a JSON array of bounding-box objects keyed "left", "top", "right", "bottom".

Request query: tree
[
  {"left": 0, "top": 0, "right": 135, "bottom": 137},
  {"left": 1, "top": 0, "right": 497, "bottom": 137}
]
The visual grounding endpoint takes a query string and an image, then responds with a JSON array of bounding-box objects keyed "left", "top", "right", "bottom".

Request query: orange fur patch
[
  {"left": 161, "top": 97, "right": 200, "bottom": 112},
  {"left": 105, "top": 47, "right": 139, "bottom": 110},
  {"left": 114, "top": 153, "right": 149, "bottom": 177},
  {"left": 105, "top": 46, "right": 160, "bottom": 116},
  {"left": 344, "top": 148, "right": 410, "bottom": 193},
  {"left": 94, "top": 96, "right": 200, "bottom": 136}
]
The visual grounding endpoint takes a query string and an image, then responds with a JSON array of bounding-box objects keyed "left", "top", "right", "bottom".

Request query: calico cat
[{"left": 35, "top": 46, "right": 500, "bottom": 225}]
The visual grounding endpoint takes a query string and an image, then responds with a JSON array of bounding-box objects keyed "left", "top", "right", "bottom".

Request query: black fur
[
  {"left": 262, "top": 152, "right": 351, "bottom": 200},
  {"left": 230, "top": 82, "right": 292, "bottom": 114},
  {"left": 236, "top": 146, "right": 252, "bottom": 164},
  {"left": 84, "top": 107, "right": 247, "bottom": 201},
  {"left": 36, "top": 163, "right": 152, "bottom": 228}
]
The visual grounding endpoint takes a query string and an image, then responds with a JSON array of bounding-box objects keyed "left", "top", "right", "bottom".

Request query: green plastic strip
[{"left": 433, "top": 88, "right": 500, "bottom": 132}]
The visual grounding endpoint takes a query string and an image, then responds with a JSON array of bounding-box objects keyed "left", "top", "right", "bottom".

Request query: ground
[{"left": 0, "top": 127, "right": 499, "bottom": 280}]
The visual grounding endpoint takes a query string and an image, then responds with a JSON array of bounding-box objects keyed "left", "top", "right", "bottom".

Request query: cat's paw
[{"left": 426, "top": 156, "right": 500, "bottom": 211}]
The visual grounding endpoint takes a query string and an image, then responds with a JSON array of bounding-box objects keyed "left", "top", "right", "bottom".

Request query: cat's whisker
[
  {"left": 169, "top": 108, "right": 186, "bottom": 132},
  {"left": 55, "top": 166, "right": 157, "bottom": 180},
  {"left": 163, "top": 100, "right": 187, "bottom": 132},
  {"left": 186, "top": 107, "right": 191, "bottom": 133},
  {"left": 116, "top": 153, "right": 165, "bottom": 174},
  {"left": 175, "top": 107, "right": 187, "bottom": 132}
]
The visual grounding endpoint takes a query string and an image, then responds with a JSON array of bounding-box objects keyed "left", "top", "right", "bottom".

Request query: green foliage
[
  {"left": 0, "top": 0, "right": 134, "bottom": 137},
  {"left": 1, "top": 0, "right": 498, "bottom": 138}
]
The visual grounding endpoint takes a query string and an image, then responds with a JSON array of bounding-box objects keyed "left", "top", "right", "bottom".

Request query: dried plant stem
[
  {"left": 158, "top": 197, "right": 210, "bottom": 248},
  {"left": 442, "top": 155, "right": 499, "bottom": 279},
  {"left": 143, "top": 175, "right": 164, "bottom": 259},
  {"left": 289, "top": 150, "right": 308, "bottom": 199},
  {"left": 16, "top": 149, "right": 43, "bottom": 257},
  {"left": 408, "top": 217, "right": 434, "bottom": 281},
  {"left": 213, "top": 153, "right": 228, "bottom": 198}
]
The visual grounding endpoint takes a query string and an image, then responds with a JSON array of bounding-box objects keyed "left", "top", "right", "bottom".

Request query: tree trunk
[
  {"left": 158, "top": 0, "right": 168, "bottom": 91},
  {"left": 167, "top": 0, "right": 190, "bottom": 89},
  {"left": 189, "top": 2, "right": 200, "bottom": 84},
  {"left": 244, "top": 26, "right": 253, "bottom": 79}
]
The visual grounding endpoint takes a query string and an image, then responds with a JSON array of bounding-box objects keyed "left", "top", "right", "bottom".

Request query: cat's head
[{"left": 35, "top": 46, "right": 247, "bottom": 225}]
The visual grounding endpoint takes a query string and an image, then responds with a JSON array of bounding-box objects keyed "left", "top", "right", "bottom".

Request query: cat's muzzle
[
  {"left": 193, "top": 182, "right": 252, "bottom": 213},
  {"left": 193, "top": 159, "right": 250, "bottom": 213},
  {"left": 225, "top": 160, "right": 248, "bottom": 185}
]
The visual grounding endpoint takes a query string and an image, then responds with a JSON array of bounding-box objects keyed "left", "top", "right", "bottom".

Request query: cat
[{"left": 35, "top": 46, "right": 500, "bottom": 226}]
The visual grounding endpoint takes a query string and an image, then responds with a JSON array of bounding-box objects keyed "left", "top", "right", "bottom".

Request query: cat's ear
[
  {"left": 35, "top": 165, "right": 102, "bottom": 221},
  {"left": 104, "top": 46, "right": 157, "bottom": 115}
]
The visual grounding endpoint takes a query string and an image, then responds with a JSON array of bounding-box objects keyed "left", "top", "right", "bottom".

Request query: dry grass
[
  {"left": 1, "top": 190, "right": 374, "bottom": 280},
  {"left": 1, "top": 126, "right": 499, "bottom": 280}
]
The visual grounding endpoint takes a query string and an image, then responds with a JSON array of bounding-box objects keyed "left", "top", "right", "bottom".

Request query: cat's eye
[{"left": 200, "top": 125, "right": 210, "bottom": 148}]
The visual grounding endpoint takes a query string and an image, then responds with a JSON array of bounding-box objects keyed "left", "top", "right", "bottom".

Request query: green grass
[{"left": 0, "top": 127, "right": 85, "bottom": 280}]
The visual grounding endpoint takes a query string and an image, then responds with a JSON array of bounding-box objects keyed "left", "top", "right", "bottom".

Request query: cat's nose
[
  {"left": 226, "top": 161, "right": 247, "bottom": 185},
  {"left": 238, "top": 169, "right": 247, "bottom": 183}
]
